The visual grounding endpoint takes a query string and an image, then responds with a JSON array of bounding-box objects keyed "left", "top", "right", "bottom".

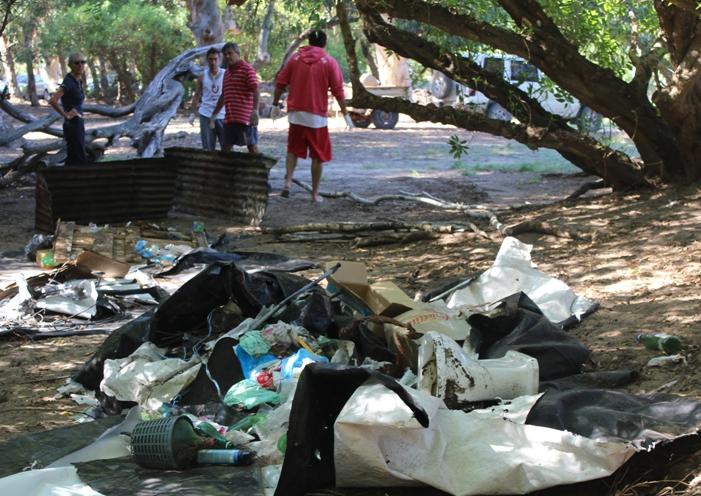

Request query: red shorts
[{"left": 288, "top": 124, "right": 332, "bottom": 162}]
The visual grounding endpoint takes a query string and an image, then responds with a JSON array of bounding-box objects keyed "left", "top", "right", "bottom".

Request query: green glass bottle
[
  {"left": 635, "top": 333, "right": 683, "bottom": 355},
  {"left": 170, "top": 417, "right": 216, "bottom": 468},
  {"left": 195, "top": 421, "right": 233, "bottom": 449}
]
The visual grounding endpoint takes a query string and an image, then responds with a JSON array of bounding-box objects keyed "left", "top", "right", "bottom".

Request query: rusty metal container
[
  {"left": 35, "top": 158, "right": 177, "bottom": 233},
  {"left": 165, "top": 147, "right": 276, "bottom": 226}
]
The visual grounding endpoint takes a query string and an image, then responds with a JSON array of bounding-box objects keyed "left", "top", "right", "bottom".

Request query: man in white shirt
[{"left": 191, "top": 48, "right": 225, "bottom": 151}]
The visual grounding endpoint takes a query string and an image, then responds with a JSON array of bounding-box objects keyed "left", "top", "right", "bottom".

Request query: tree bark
[
  {"left": 186, "top": 0, "right": 225, "bottom": 46},
  {"left": 254, "top": 0, "right": 275, "bottom": 68},
  {"left": 87, "top": 60, "right": 101, "bottom": 99},
  {"left": 21, "top": 22, "right": 39, "bottom": 106},
  {"left": 0, "top": 35, "right": 19, "bottom": 100},
  {"left": 354, "top": 0, "right": 693, "bottom": 185},
  {"left": 343, "top": 5, "right": 647, "bottom": 189}
]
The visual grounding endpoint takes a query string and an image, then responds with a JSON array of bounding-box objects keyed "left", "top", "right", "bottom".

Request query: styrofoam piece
[
  {"left": 446, "top": 237, "right": 596, "bottom": 324},
  {"left": 417, "top": 332, "right": 539, "bottom": 404},
  {"left": 0, "top": 466, "right": 105, "bottom": 496},
  {"left": 334, "top": 380, "right": 635, "bottom": 495}
]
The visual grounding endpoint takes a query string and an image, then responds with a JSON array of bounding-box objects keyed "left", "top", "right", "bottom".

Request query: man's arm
[{"left": 272, "top": 84, "right": 287, "bottom": 106}]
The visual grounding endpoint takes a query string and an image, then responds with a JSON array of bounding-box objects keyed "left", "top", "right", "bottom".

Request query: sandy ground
[{"left": 1, "top": 104, "right": 700, "bottom": 493}]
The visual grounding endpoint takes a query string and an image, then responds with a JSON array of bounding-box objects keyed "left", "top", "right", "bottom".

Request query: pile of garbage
[{"left": 0, "top": 236, "right": 700, "bottom": 496}]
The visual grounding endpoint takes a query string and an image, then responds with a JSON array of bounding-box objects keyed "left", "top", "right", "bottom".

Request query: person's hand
[
  {"left": 270, "top": 105, "right": 283, "bottom": 121},
  {"left": 250, "top": 111, "right": 259, "bottom": 127},
  {"left": 208, "top": 117, "right": 216, "bottom": 130},
  {"left": 65, "top": 109, "right": 79, "bottom": 120},
  {"left": 188, "top": 113, "right": 196, "bottom": 126}
]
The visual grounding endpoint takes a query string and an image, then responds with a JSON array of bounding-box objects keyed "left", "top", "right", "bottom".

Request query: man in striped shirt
[{"left": 211, "top": 42, "right": 260, "bottom": 154}]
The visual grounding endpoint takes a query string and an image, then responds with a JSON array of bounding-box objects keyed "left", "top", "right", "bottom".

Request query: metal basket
[{"left": 131, "top": 415, "right": 193, "bottom": 470}]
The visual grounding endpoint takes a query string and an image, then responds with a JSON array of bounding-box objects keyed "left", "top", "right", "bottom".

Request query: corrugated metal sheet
[
  {"left": 35, "top": 158, "right": 177, "bottom": 233},
  {"left": 165, "top": 147, "right": 276, "bottom": 226},
  {"left": 35, "top": 148, "right": 276, "bottom": 233}
]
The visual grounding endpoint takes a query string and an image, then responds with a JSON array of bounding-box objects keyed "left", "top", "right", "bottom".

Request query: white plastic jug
[{"left": 417, "top": 332, "right": 539, "bottom": 407}]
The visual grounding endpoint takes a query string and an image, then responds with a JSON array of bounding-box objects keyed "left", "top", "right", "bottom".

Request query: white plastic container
[{"left": 417, "top": 332, "right": 539, "bottom": 406}]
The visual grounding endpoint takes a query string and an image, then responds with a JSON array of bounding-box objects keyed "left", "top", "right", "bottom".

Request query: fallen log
[
  {"left": 291, "top": 179, "right": 505, "bottom": 235},
  {"left": 265, "top": 220, "right": 456, "bottom": 235},
  {"left": 351, "top": 230, "right": 438, "bottom": 248}
]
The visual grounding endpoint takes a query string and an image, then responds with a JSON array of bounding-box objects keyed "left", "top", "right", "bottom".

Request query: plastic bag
[
  {"left": 24, "top": 233, "right": 53, "bottom": 261},
  {"left": 223, "top": 379, "right": 280, "bottom": 410},
  {"left": 280, "top": 349, "right": 328, "bottom": 380}
]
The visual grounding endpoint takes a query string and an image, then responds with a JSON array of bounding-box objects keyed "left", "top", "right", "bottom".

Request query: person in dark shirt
[{"left": 49, "top": 53, "right": 88, "bottom": 165}]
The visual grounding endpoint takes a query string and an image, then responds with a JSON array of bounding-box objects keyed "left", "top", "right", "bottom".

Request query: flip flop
[{"left": 281, "top": 188, "right": 290, "bottom": 198}]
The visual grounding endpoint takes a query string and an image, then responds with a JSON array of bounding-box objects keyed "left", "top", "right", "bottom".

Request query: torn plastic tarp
[
  {"left": 0, "top": 416, "right": 123, "bottom": 478},
  {"left": 469, "top": 292, "right": 591, "bottom": 380},
  {"left": 0, "top": 466, "right": 105, "bottom": 496},
  {"left": 100, "top": 342, "right": 201, "bottom": 410},
  {"left": 156, "top": 247, "right": 317, "bottom": 276},
  {"left": 445, "top": 236, "right": 597, "bottom": 326},
  {"left": 35, "top": 280, "right": 98, "bottom": 319},
  {"left": 334, "top": 380, "right": 634, "bottom": 494}
]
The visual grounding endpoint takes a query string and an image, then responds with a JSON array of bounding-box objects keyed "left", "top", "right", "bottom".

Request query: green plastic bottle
[{"left": 635, "top": 333, "right": 683, "bottom": 355}]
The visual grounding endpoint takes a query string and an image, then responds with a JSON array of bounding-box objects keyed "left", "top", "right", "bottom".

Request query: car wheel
[
  {"left": 430, "top": 71, "right": 456, "bottom": 100},
  {"left": 371, "top": 109, "right": 399, "bottom": 130},
  {"left": 487, "top": 102, "right": 512, "bottom": 122},
  {"left": 352, "top": 116, "right": 372, "bottom": 128},
  {"left": 577, "top": 106, "right": 602, "bottom": 132}
]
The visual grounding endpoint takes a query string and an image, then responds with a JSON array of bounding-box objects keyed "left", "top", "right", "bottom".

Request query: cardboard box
[{"left": 326, "top": 261, "right": 419, "bottom": 317}]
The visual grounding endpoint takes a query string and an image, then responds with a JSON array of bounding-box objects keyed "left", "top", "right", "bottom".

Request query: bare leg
[
  {"left": 222, "top": 143, "right": 232, "bottom": 153},
  {"left": 311, "top": 158, "right": 323, "bottom": 203},
  {"left": 284, "top": 152, "right": 298, "bottom": 190}
]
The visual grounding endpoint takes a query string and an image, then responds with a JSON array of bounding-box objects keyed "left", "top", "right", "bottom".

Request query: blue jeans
[{"left": 199, "top": 115, "right": 223, "bottom": 151}]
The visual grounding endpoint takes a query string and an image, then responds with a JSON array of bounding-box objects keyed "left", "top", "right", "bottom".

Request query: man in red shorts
[{"left": 273, "top": 29, "right": 347, "bottom": 203}]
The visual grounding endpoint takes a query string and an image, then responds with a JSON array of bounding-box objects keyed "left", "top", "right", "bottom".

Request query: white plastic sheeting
[
  {"left": 334, "top": 380, "right": 635, "bottom": 495},
  {"left": 100, "top": 342, "right": 201, "bottom": 410},
  {"left": 35, "top": 280, "right": 98, "bottom": 319},
  {"left": 417, "top": 332, "right": 539, "bottom": 404},
  {"left": 446, "top": 237, "right": 596, "bottom": 324},
  {"left": 0, "top": 466, "right": 105, "bottom": 496}
]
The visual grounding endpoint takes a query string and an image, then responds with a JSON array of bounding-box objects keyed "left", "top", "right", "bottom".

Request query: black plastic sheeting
[
  {"left": 0, "top": 415, "right": 124, "bottom": 478},
  {"left": 72, "top": 262, "right": 338, "bottom": 409},
  {"left": 75, "top": 456, "right": 263, "bottom": 496},
  {"left": 527, "top": 389, "right": 701, "bottom": 449},
  {"left": 156, "top": 248, "right": 317, "bottom": 277},
  {"left": 469, "top": 292, "right": 591, "bottom": 380},
  {"left": 275, "top": 364, "right": 429, "bottom": 496}
]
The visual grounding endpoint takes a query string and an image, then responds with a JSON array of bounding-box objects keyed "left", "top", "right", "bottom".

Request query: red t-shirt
[{"left": 223, "top": 60, "right": 258, "bottom": 125}]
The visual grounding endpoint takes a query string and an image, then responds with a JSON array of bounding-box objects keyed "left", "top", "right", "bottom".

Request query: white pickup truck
[{"left": 431, "top": 54, "right": 602, "bottom": 132}]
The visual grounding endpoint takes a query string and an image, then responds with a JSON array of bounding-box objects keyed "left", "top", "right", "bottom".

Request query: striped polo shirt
[{"left": 222, "top": 60, "right": 258, "bottom": 125}]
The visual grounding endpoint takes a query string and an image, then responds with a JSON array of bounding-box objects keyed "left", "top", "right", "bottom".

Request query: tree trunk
[
  {"left": 186, "top": 0, "right": 225, "bottom": 46},
  {"left": 360, "top": 38, "right": 380, "bottom": 80},
  {"left": 110, "top": 51, "right": 136, "bottom": 103},
  {"left": 98, "top": 57, "right": 111, "bottom": 101},
  {"left": 0, "top": 35, "right": 19, "bottom": 99},
  {"left": 254, "top": 0, "right": 275, "bottom": 68},
  {"left": 45, "top": 57, "right": 61, "bottom": 89},
  {"left": 223, "top": 4, "right": 240, "bottom": 34},
  {"left": 87, "top": 60, "right": 101, "bottom": 99},
  {"left": 22, "top": 23, "right": 39, "bottom": 106}
]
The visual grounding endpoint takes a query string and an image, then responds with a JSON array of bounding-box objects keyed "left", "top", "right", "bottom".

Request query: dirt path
[{"left": 1, "top": 108, "right": 699, "bottom": 491}]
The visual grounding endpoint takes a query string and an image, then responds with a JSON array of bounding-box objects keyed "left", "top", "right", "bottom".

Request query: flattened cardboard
[
  {"left": 76, "top": 251, "right": 130, "bottom": 278},
  {"left": 326, "top": 261, "right": 418, "bottom": 317}
]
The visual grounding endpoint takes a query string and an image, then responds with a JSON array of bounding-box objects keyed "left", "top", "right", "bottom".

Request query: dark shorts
[{"left": 223, "top": 122, "right": 258, "bottom": 147}]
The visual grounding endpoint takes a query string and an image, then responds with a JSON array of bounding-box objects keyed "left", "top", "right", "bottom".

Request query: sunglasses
[{"left": 72, "top": 60, "right": 87, "bottom": 65}]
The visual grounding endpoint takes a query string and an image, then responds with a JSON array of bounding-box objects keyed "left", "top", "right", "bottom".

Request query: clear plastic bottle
[{"left": 196, "top": 449, "right": 255, "bottom": 466}]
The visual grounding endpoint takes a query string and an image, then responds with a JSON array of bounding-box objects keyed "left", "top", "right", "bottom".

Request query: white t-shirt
[
  {"left": 287, "top": 110, "right": 327, "bottom": 128},
  {"left": 199, "top": 69, "right": 225, "bottom": 119}
]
